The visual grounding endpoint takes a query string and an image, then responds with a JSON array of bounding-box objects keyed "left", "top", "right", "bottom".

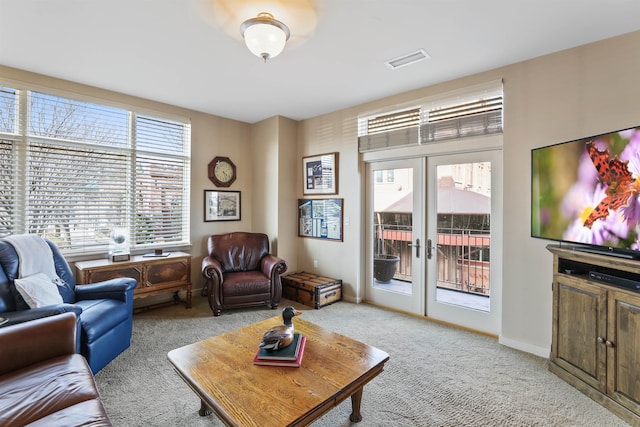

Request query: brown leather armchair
[
  {"left": 0, "top": 312, "right": 112, "bottom": 426},
  {"left": 202, "top": 232, "right": 288, "bottom": 316}
]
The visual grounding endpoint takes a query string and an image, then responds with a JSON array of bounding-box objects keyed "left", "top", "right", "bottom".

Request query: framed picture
[
  {"left": 298, "top": 198, "right": 343, "bottom": 241},
  {"left": 204, "top": 190, "right": 241, "bottom": 221},
  {"left": 303, "top": 152, "right": 338, "bottom": 195}
]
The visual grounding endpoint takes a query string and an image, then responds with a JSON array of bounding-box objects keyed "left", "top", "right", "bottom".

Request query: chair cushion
[
  {"left": 13, "top": 273, "right": 63, "bottom": 308},
  {"left": 25, "top": 399, "right": 112, "bottom": 427},
  {"left": 0, "top": 354, "right": 102, "bottom": 426},
  {"left": 209, "top": 232, "right": 269, "bottom": 272},
  {"left": 75, "top": 299, "right": 129, "bottom": 342},
  {"left": 223, "top": 271, "right": 270, "bottom": 297}
]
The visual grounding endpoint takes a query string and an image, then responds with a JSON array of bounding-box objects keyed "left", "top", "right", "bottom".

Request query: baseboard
[
  {"left": 342, "top": 295, "right": 361, "bottom": 304},
  {"left": 499, "top": 335, "right": 550, "bottom": 358},
  {"left": 286, "top": 291, "right": 547, "bottom": 357}
]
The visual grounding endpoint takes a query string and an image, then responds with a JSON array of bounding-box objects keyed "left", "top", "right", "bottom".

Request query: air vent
[{"left": 385, "top": 49, "right": 430, "bottom": 69}]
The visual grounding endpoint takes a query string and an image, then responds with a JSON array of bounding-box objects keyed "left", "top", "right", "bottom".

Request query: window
[
  {"left": 357, "top": 80, "right": 503, "bottom": 152},
  {"left": 0, "top": 87, "right": 191, "bottom": 255}
]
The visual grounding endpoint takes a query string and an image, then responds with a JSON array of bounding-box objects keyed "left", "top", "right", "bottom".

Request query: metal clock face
[{"left": 208, "top": 156, "right": 236, "bottom": 187}]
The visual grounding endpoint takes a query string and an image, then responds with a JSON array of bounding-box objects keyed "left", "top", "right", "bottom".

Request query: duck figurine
[{"left": 259, "top": 306, "right": 302, "bottom": 351}]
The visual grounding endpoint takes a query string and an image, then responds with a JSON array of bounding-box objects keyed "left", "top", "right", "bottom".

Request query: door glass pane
[
  {"left": 435, "top": 162, "right": 491, "bottom": 311},
  {"left": 373, "top": 167, "right": 413, "bottom": 295}
]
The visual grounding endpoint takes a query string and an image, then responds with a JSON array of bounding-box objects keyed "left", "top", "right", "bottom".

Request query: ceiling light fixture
[{"left": 240, "top": 12, "right": 290, "bottom": 62}]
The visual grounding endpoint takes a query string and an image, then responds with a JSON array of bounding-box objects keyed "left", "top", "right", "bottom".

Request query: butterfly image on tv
[{"left": 584, "top": 141, "right": 635, "bottom": 228}]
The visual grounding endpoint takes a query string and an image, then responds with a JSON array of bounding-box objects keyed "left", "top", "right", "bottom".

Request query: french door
[
  {"left": 365, "top": 150, "right": 502, "bottom": 335},
  {"left": 426, "top": 150, "right": 502, "bottom": 335},
  {"left": 365, "top": 158, "right": 424, "bottom": 316}
]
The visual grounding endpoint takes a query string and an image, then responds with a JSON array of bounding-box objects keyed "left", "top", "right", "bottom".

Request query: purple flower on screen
[
  {"left": 620, "top": 130, "right": 640, "bottom": 168},
  {"left": 621, "top": 196, "right": 640, "bottom": 227},
  {"left": 563, "top": 184, "right": 629, "bottom": 245},
  {"left": 618, "top": 131, "right": 640, "bottom": 227},
  {"left": 561, "top": 148, "right": 598, "bottom": 218},
  {"left": 619, "top": 128, "right": 638, "bottom": 141},
  {"left": 577, "top": 147, "right": 599, "bottom": 185}
]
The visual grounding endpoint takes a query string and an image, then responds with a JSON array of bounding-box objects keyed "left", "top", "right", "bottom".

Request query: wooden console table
[
  {"left": 75, "top": 252, "right": 192, "bottom": 311},
  {"left": 547, "top": 245, "right": 640, "bottom": 425}
]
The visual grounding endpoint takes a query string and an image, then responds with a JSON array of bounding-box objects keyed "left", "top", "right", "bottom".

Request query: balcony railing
[{"left": 374, "top": 224, "right": 490, "bottom": 295}]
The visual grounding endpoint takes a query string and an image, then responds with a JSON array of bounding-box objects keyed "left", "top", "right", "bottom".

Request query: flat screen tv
[{"left": 531, "top": 125, "right": 640, "bottom": 259}]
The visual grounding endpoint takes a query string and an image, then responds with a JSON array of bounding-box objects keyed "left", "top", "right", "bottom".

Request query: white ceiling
[{"left": 2, "top": 0, "right": 640, "bottom": 124}]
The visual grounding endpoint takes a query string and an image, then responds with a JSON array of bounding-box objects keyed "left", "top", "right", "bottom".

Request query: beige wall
[
  {"left": 500, "top": 30, "right": 640, "bottom": 354},
  {"left": 190, "top": 112, "right": 252, "bottom": 292},
  {"left": 250, "top": 115, "right": 298, "bottom": 270},
  {"left": 3, "top": 29, "right": 640, "bottom": 355},
  {"left": 296, "top": 30, "right": 640, "bottom": 356},
  {"left": 297, "top": 111, "right": 363, "bottom": 300},
  {"left": 275, "top": 116, "right": 299, "bottom": 272},
  {"left": 251, "top": 117, "right": 279, "bottom": 243}
]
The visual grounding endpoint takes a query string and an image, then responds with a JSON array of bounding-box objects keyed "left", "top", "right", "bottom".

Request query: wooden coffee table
[{"left": 167, "top": 315, "right": 389, "bottom": 426}]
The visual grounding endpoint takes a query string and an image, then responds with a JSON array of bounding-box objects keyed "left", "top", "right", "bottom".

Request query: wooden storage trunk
[{"left": 282, "top": 272, "right": 342, "bottom": 309}]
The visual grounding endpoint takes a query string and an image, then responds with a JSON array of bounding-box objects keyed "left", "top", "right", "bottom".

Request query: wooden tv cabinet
[
  {"left": 75, "top": 251, "right": 192, "bottom": 311},
  {"left": 547, "top": 245, "right": 640, "bottom": 425}
]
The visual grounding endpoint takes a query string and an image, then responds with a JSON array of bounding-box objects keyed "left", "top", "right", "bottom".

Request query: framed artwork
[
  {"left": 302, "top": 152, "right": 338, "bottom": 195},
  {"left": 298, "top": 198, "right": 343, "bottom": 241},
  {"left": 204, "top": 190, "right": 241, "bottom": 221}
]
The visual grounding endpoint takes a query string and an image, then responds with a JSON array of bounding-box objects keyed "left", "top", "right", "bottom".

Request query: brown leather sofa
[
  {"left": 202, "top": 232, "right": 288, "bottom": 316},
  {"left": 0, "top": 312, "right": 112, "bottom": 426}
]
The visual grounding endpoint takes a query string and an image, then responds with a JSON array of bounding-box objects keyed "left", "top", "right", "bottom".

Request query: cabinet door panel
[
  {"left": 145, "top": 260, "right": 190, "bottom": 287},
  {"left": 608, "top": 291, "right": 640, "bottom": 414},
  {"left": 554, "top": 278, "right": 607, "bottom": 391},
  {"left": 89, "top": 266, "right": 142, "bottom": 283}
]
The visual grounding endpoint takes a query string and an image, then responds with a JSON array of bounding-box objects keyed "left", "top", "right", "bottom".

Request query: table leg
[
  {"left": 186, "top": 288, "right": 193, "bottom": 308},
  {"left": 199, "top": 399, "right": 212, "bottom": 416},
  {"left": 349, "top": 388, "right": 364, "bottom": 422},
  {"left": 172, "top": 291, "right": 193, "bottom": 309}
]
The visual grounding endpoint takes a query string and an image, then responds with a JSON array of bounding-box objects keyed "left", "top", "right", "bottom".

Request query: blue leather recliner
[{"left": 0, "top": 238, "right": 137, "bottom": 374}]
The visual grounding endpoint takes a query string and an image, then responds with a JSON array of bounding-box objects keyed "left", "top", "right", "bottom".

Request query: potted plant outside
[{"left": 373, "top": 213, "right": 400, "bottom": 283}]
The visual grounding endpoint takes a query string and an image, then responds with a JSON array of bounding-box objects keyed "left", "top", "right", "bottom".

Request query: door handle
[
  {"left": 408, "top": 238, "right": 420, "bottom": 258},
  {"left": 427, "top": 239, "right": 433, "bottom": 260}
]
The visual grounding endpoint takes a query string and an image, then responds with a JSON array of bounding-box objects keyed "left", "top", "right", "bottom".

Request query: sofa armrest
[
  {"left": 0, "top": 312, "right": 77, "bottom": 376},
  {"left": 202, "top": 256, "right": 223, "bottom": 282},
  {"left": 261, "top": 254, "right": 288, "bottom": 279},
  {"left": 0, "top": 303, "right": 82, "bottom": 328},
  {"left": 75, "top": 278, "right": 137, "bottom": 302}
]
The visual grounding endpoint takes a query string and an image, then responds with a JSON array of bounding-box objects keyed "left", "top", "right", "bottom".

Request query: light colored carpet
[{"left": 95, "top": 296, "right": 630, "bottom": 426}]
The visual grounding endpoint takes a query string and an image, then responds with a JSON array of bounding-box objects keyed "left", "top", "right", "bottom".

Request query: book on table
[
  {"left": 256, "top": 333, "right": 303, "bottom": 360},
  {"left": 253, "top": 334, "right": 306, "bottom": 367}
]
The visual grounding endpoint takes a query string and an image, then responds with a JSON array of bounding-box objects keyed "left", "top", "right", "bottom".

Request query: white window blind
[
  {"left": 0, "top": 87, "right": 20, "bottom": 234},
  {"left": 0, "top": 86, "right": 191, "bottom": 254},
  {"left": 358, "top": 81, "right": 503, "bottom": 153},
  {"left": 420, "top": 94, "right": 502, "bottom": 143},
  {"left": 134, "top": 114, "right": 190, "bottom": 246},
  {"left": 357, "top": 107, "right": 421, "bottom": 152},
  {"left": 364, "top": 108, "right": 421, "bottom": 135}
]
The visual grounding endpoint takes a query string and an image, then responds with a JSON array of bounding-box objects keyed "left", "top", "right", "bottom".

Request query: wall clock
[{"left": 208, "top": 156, "right": 236, "bottom": 187}]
